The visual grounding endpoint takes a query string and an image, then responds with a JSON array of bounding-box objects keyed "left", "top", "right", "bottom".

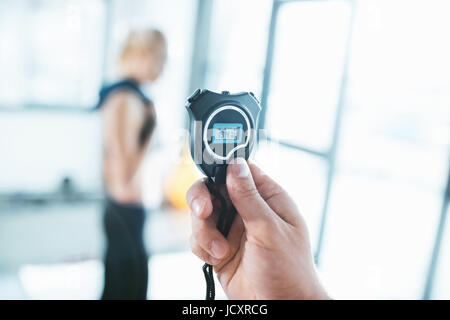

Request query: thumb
[{"left": 226, "top": 158, "right": 275, "bottom": 230}]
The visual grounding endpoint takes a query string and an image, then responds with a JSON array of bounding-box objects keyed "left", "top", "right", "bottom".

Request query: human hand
[{"left": 186, "top": 159, "right": 328, "bottom": 299}]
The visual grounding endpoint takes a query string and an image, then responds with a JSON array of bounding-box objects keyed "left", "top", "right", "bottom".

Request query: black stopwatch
[
  {"left": 186, "top": 89, "right": 261, "bottom": 184},
  {"left": 185, "top": 89, "right": 261, "bottom": 300}
]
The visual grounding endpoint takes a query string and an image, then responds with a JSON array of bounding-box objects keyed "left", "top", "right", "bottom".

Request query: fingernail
[
  {"left": 210, "top": 240, "right": 226, "bottom": 259},
  {"left": 192, "top": 198, "right": 205, "bottom": 217},
  {"left": 231, "top": 158, "right": 249, "bottom": 178}
]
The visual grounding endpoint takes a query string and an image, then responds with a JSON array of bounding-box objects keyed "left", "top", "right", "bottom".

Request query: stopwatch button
[
  {"left": 249, "top": 91, "right": 259, "bottom": 103},
  {"left": 188, "top": 88, "right": 202, "bottom": 102}
]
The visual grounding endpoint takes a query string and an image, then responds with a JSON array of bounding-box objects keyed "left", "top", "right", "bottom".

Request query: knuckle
[
  {"left": 191, "top": 224, "right": 202, "bottom": 238},
  {"left": 192, "top": 222, "right": 210, "bottom": 246},
  {"left": 189, "top": 234, "right": 201, "bottom": 253},
  {"left": 191, "top": 213, "right": 203, "bottom": 230},
  {"left": 193, "top": 247, "right": 211, "bottom": 264},
  {"left": 191, "top": 247, "right": 203, "bottom": 259},
  {"left": 231, "top": 182, "right": 259, "bottom": 200},
  {"left": 190, "top": 239, "right": 203, "bottom": 256},
  {"left": 186, "top": 179, "right": 205, "bottom": 205}
]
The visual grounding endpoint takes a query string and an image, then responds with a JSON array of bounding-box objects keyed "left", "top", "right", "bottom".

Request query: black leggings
[{"left": 101, "top": 199, "right": 148, "bottom": 300}]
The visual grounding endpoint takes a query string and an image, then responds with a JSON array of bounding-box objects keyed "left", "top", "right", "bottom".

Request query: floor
[
  {"left": 1, "top": 196, "right": 449, "bottom": 299},
  {"left": 0, "top": 251, "right": 226, "bottom": 300},
  {"left": 0, "top": 201, "right": 226, "bottom": 300}
]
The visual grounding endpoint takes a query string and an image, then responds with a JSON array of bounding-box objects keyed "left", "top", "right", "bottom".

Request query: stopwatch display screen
[{"left": 212, "top": 123, "right": 243, "bottom": 143}]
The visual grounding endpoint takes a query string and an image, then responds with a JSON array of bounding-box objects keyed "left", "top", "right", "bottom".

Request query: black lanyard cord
[
  {"left": 203, "top": 177, "right": 237, "bottom": 300},
  {"left": 202, "top": 263, "right": 215, "bottom": 300}
]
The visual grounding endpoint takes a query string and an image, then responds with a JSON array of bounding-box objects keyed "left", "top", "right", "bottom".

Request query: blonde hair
[{"left": 119, "top": 29, "right": 166, "bottom": 73}]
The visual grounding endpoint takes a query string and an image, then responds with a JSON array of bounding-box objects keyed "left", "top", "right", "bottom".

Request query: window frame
[
  {"left": 190, "top": 0, "right": 450, "bottom": 299},
  {"left": 259, "top": 0, "right": 355, "bottom": 266}
]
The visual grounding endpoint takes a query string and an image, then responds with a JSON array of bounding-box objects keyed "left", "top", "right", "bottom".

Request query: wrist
[
  {"left": 293, "top": 277, "right": 330, "bottom": 300},
  {"left": 308, "top": 286, "right": 330, "bottom": 300}
]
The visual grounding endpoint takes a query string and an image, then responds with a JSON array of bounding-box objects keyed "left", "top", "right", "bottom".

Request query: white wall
[
  {"left": 0, "top": 111, "right": 102, "bottom": 193},
  {"left": 0, "top": 0, "right": 197, "bottom": 194}
]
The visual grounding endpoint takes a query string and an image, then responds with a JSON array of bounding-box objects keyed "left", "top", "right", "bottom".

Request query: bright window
[
  {"left": 0, "top": 0, "right": 106, "bottom": 109},
  {"left": 265, "top": 0, "right": 351, "bottom": 151},
  {"left": 203, "top": 0, "right": 450, "bottom": 299},
  {"left": 204, "top": 0, "right": 272, "bottom": 95}
]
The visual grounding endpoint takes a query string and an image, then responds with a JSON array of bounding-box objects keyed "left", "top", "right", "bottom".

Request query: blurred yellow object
[{"left": 164, "top": 143, "right": 202, "bottom": 211}]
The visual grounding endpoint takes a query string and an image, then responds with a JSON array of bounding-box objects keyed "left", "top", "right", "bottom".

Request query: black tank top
[{"left": 96, "top": 78, "right": 156, "bottom": 147}]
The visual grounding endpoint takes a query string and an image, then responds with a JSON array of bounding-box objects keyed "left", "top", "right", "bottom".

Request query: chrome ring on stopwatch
[{"left": 203, "top": 105, "right": 252, "bottom": 161}]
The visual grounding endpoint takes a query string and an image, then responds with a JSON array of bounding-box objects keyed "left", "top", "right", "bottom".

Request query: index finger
[{"left": 186, "top": 178, "right": 214, "bottom": 220}]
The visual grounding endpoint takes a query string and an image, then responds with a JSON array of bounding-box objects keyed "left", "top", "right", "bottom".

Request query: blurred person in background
[{"left": 95, "top": 29, "right": 167, "bottom": 300}]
